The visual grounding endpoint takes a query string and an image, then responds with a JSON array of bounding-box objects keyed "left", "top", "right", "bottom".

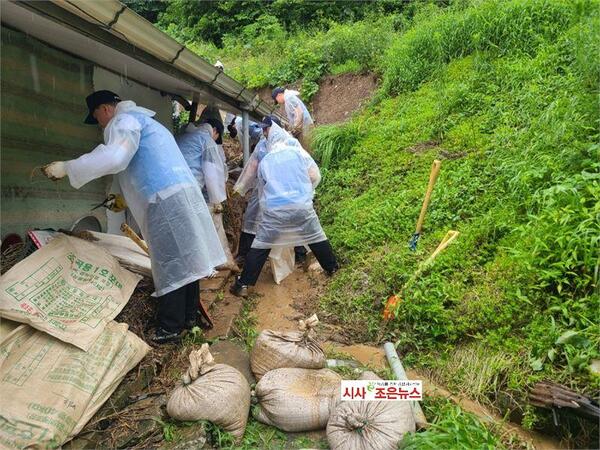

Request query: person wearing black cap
[
  {"left": 177, "top": 118, "right": 238, "bottom": 271},
  {"left": 272, "top": 87, "right": 314, "bottom": 151},
  {"left": 42, "top": 91, "right": 227, "bottom": 344}
]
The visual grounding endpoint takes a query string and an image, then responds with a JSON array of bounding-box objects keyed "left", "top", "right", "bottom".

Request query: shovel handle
[
  {"left": 424, "top": 230, "right": 459, "bottom": 266},
  {"left": 120, "top": 223, "right": 149, "bottom": 255},
  {"left": 415, "top": 160, "right": 442, "bottom": 234}
]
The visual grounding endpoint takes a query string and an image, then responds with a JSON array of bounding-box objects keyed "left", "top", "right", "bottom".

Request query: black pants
[
  {"left": 157, "top": 281, "right": 199, "bottom": 332},
  {"left": 239, "top": 240, "right": 338, "bottom": 286},
  {"left": 238, "top": 232, "right": 307, "bottom": 262},
  {"left": 237, "top": 232, "right": 256, "bottom": 262}
]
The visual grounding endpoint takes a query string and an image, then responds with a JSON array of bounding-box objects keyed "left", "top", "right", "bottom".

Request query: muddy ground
[{"left": 257, "top": 72, "right": 378, "bottom": 126}]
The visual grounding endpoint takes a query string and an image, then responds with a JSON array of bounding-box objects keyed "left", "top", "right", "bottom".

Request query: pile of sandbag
[
  {"left": 0, "top": 235, "right": 150, "bottom": 449},
  {"left": 250, "top": 314, "right": 326, "bottom": 380},
  {"left": 167, "top": 344, "right": 250, "bottom": 441},
  {"left": 250, "top": 316, "right": 338, "bottom": 432},
  {"left": 249, "top": 316, "right": 416, "bottom": 448}
]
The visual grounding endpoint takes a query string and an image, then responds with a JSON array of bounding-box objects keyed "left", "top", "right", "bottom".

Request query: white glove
[
  {"left": 42, "top": 161, "right": 67, "bottom": 180},
  {"left": 211, "top": 203, "right": 223, "bottom": 214}
]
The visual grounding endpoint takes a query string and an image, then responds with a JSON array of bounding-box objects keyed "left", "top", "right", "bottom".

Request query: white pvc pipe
[
  {"left": 242, "top": 110, "right": 250, "bottom": 165},
  {"left": 384, "top": 342, "right": 428, "bottom": 428}
]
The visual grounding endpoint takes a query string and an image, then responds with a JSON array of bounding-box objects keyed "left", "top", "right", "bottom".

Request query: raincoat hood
[
  {"left": 266, "top": 122, "right": 292, "bottom": 150},
  {"left": 115, "top": 100, "right": 156, "bottom": 118}
]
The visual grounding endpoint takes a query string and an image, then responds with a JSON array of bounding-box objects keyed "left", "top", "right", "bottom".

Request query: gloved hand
[
  {"left": 42, "top": 161, "right": 67, "bottom": 181},
  {"left": 106, "top": 194, "right": 127, "bottom": 213}
]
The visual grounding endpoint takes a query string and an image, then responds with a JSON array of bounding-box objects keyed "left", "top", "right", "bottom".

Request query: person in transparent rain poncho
[
  {"left": 42, "top": 91, "right": 226, "bottom": 344},
  {"left": 272, "top": 87, "right": 314, "bottom": 152},
  {"left": 229, "top": 118, "right": 339, "bottom": 297},
  {"left": 231, "top": 116, "right": 308, "bottom": 266},
  {"left": 176, "top": 119, "right": 237, "bottom": 270}
]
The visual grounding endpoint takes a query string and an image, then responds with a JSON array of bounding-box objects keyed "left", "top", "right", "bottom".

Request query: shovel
[
  {"left": 409, "top": 159, "right": 442, "bottom": 251},
  {"left": 385, "top": 230, "right": 459, "bottom": 320}
]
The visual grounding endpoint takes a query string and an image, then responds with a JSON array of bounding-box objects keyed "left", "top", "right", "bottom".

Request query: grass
[
  {"left": 401, "top": 398, "right": 505, "bottom": 450},
  {"left": 231, "top": 294, "right": 259, "bottom": 352}
]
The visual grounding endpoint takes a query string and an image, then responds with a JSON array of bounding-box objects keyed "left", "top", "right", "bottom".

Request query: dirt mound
[
  {"left": 311, "top": 73, "right": 378, "bottom": 125},
  {"left": 257, "top": 73, "right": 378, "bottom": 126}
]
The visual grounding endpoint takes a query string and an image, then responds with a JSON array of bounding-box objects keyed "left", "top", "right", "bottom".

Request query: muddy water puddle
[{"left": 252, "top": 263, "right": 323, "bottom": 332}]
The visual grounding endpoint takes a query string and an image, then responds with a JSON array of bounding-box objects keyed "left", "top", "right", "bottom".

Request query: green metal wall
[{"left": 1, "top": 26, "right": 108, "bottom": 240}]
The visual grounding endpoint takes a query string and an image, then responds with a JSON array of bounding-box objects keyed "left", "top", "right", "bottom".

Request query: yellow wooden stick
[
  {"left": 120, "top": 223, "right": 149, "bottom": 255},
  {"left": 415, "top": 159, "right": 442, "bottom": 234}
]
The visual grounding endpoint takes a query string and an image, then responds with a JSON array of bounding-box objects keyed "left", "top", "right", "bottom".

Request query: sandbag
[
  {"left": 0, "top": 321, "right": 150, "bottom": 449},
  {"left": 167, "top": 344, "right": 250, "bottom": 441},
  {"left": 250, "top": 314, "right": 326, "bottom": 380},
  {"left": 0, "top": 235, "right": 141, "bottom": 350},
  {"left": 254, "top": 367, "right": 342, "bottom": 432},
  {"left": 326, "top": 371, "right": 416, "bottom": 450}
]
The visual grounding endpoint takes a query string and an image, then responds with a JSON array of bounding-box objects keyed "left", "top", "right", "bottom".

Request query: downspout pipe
[
  {"left": 384, "top": 342, "right": 429, "bottom": 428},
  {"left": 242, "top": 110, "right": 250, "bottom": 166}
]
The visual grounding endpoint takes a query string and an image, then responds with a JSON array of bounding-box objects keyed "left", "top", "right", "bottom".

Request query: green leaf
[
  {"left": 555, "top": 330, "right": 579, "bottom": 345},
  {"left": 530, "top": 357, "right": 544, "bottom": 371}
]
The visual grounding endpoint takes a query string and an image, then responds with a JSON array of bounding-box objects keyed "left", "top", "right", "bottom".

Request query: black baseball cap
[
  {"left": 84, "top": 90, "right": 121, "bottom": 124},
  {"left": 258, "top": 115, "right": 282, "bottom": 129},
  {"left": 271, "top": 87, "right": 284, "bottom": 103}
]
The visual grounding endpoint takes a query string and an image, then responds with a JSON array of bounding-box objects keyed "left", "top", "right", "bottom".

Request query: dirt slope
[
  {"left": 311, "top": 73, "right": 378, "bottom": 125},
  {"left": 257, "top": 72, "right": 378, "bottom": 125}
]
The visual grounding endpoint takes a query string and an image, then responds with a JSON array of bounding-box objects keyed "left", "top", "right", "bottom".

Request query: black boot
[
  {"left": 151, "top": 327, "right": 186, "bottom": 344},
  {"left": 229, "top": 278, "right": 249, "bottom": 298}
]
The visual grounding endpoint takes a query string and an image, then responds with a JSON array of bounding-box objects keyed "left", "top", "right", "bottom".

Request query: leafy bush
[
  {"left": 382, "top": 0, "right": 596, "bottom": 95},
  {"left": 312, "top": 122, "right": 363, "bottom": 169}
]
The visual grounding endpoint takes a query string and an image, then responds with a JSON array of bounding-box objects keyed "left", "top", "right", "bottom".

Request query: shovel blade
[{"left": 409, "top": 233, "right": 420, "bottom": 251}]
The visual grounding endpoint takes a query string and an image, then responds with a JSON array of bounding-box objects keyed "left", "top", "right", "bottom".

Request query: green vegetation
[
  {"left": 401, "top": 398, "right": 503, "bottom": 450},
  {"left": 314, "top": 0, "right": 599, "bottom": 442},
  {"left": 151, "top": 0, "right": 599, "bottom": 445},
  {"left": 317, "top": 0, "right": 599, "bottom": 386}
]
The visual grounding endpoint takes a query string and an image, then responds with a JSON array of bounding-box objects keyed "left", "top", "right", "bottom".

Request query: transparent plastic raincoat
[
  {"left": 283, "top": 89, "right": 314, "bottom": 133},
  {"left": 64, "top": 101, "right": 226, "bottom": 296},
  {"left": 176, "top": 123, "right": 227, "bottom": 204},
  {"left": 251, "top": 123, "right": 326, "bottom": 249},
  {"left": 234, "top": 116, "right": 263, "bottom": 150},
  {"left": 233, "top": 138, "right": 269, "bottom": 234}
]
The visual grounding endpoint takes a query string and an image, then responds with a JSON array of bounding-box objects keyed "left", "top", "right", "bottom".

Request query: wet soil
[
  {"left": 311, "top": 73, "right": 379, "bottom": 125},
  {"left": 253, "top": 263, "right": 326, "bottom": 332},
  {"left": 257, "top": 73, "right": 378, "bottom": 126}
]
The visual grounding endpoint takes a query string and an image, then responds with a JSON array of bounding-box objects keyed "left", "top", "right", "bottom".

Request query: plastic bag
[
  {"left": 167, "top": 344, "right": 250, "bottom": 441},
  {"left": 326, "top": 371, "right": 416, "bottom": 450},
  {"left": 254, "top": 367, "right": 341, "bottom": 432},
  {"left": 269, "top": 246, "right": 295, "bottom": 284},
  {"left": 250, "top": 314, "right": 326, "bottom": 380}
]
